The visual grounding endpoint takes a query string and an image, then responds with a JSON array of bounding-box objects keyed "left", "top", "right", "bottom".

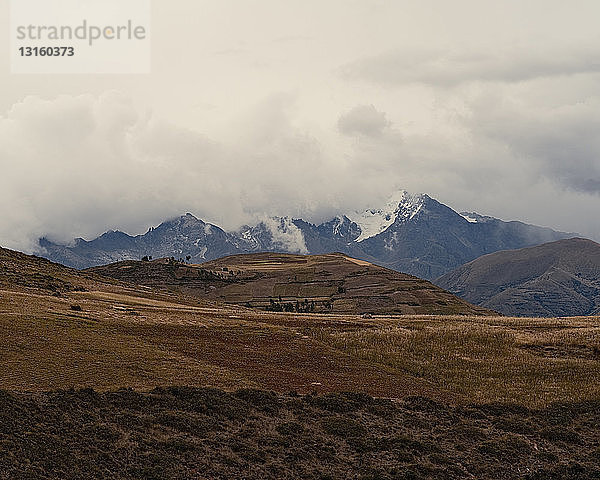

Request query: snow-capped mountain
[
  {"left": 316, "top": 216, "right": 361, "bottom": 243},
  {"left": 39, "top": 213, "right": 240, "bottom": 268},
  {"left": 347, "top": 191, "right": 426, "bottom": 242},
  {"left": 38, "top": 191, "right": 577, "bottom": 279}
]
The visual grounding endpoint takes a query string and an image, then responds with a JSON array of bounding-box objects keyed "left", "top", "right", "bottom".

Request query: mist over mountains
[{"left": 39, "top": 191, "right": 574, "bottom": 280}]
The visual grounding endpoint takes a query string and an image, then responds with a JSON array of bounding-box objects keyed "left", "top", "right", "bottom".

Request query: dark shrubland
[{"left": 1, "top": 388, "right": 599, "bottom": 480}]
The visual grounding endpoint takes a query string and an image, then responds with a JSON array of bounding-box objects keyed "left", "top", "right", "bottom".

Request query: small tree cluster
[{"left": 266, "top": 298, "right": 319, "bottom": 313}]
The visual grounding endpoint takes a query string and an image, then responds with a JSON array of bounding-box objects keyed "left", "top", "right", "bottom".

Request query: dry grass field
[
  {"left": 1, "top": 284, "right": 599, "bottom": 406},
  {"left": 2, "top": 247, "right": 600, "bottom": 478},
  {"left": 310, "top": 314, "right": 600, "bottom": 406}
]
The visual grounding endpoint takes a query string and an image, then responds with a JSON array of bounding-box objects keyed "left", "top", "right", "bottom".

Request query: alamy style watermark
[
  {"left": 16, "top": 20, "right": 147, "bottom": 47},
  {"left": 10, "top": 0, "right": 151, "bottom": 74}
]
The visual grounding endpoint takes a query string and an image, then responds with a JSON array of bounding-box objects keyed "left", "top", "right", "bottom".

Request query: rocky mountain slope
[
  {"left": 39, "top": 191, "right": 575, "bottom": 279},
  {"left": 436, "top": 238, "right": 600, "bottom": 317},
  {"left": 87, "top": 252, "right": 493, "bottom": 316}
]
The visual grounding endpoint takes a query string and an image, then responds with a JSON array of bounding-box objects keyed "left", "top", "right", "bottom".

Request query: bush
[
  {"left": 321, "top": 416, "right": 366, "bottom": 438},
  {"left": 541, "top": 427, "right": 581, "bottom": 444},
  {"left": 276, "top": 421, "right": 304, "bottom": 436},
  {"left": 310, "top": 392, "right": 372, "bottom": 413},
  {"left": 478, "top": 435, "right": 532, "bottom": 460},
  {"left": 235, "top": 389, "right": 280, "bottom": 413}
]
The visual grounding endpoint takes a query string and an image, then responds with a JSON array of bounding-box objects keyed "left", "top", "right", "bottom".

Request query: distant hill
[
  {"left": 87, "top": 252, "right": 493, "bottom": 316},
  {"left": 436, "top": 238, "right": 600, "bottom": 317},
  {"left": 0, "top": 245, "right": 116, "bottom": 295},
  {"left": 39, "top": 190, "right": 575, "bottom": 279},
  {"left": 0, "top": 244, "right": 453, "bottom": 397}
]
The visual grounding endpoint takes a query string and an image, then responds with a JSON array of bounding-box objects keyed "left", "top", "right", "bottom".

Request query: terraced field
[
  {"left": 1, "top": 247, "right": 599, "bottom": 404},
  {"left": 88, "top": 252, "right": 493, "bottom": 316}
]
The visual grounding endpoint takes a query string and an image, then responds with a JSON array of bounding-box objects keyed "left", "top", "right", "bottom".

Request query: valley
[{"left": 1, "top": 246, "right": 598, "bottom": 405}]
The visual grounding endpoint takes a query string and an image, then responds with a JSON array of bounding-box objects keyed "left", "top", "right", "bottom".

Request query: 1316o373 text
[{"left": 18, "top": 46, "right": 75, "bottom": 56}]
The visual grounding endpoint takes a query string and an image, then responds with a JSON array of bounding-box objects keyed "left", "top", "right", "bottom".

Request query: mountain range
[
  {"left": 39, "top": 191, "right": 575, "bottom": 280},
  {"left": 436, "top": 238, "right": 600, "bottom": 317}
]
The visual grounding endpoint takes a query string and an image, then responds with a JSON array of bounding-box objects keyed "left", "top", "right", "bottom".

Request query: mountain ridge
[
  {"left": 436, "top": 237, "right": 600, "bottom": 317},
  {"left": 38, "top": 191, "right": 577, "bottom": 279}
]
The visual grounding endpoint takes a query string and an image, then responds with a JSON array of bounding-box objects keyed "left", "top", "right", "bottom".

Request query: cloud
[
  {"left": 0, "top": 92, "right": 366, "bottom": 252},
  {"left": 2, "top": 85, "right": 600, "bottom": 255},
  {"left": 262, "top": 217, "right": 308, "bottom": 254},
  {"left": 331, "top": 80, "right": 600, "bottom": 241},
  {"left": 338, "top": 104, "right": 391, "bottom": 137},
  {"left": 467, "top": 94, "right": 600, "bottom": 195},
  {"left": 339, "top": 45, "right": 600, "bottom": 87}
]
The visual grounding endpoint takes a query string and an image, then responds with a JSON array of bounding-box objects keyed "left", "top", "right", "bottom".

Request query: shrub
[
  {"left": 276, "top": 421, "right": 304, "bottom": 436},
  {"left": 320, "top": 416, "right": 367, "bottom": 438}
]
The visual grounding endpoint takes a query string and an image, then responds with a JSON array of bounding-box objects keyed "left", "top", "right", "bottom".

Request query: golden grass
[
  {"left": 310, "top": 315, "right": 600, "bottom": 406},
  {"left": 1, "top": 280, "right": 599, "bottom": 406}
]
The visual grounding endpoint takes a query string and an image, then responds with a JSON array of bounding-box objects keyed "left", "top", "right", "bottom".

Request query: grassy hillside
[
  {"left": 436, "top": 238, "right": 600, "bottom": 317},
  {"left": 1, "top": 247, "right": 599, "bottom": 405},
  {"left": 87, "top": 252, "right": 493, "bottom": 316},
  {"left": 2, "top": 245, "right": 600, "bottom": 478}
]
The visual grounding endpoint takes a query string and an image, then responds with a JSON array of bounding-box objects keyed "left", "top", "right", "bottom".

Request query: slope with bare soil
[
  {"left": 0, "top": 247, "right": 444, "bottom": 398},
  {"left": 1, "top": 246, "right": 600, "bottom": 405},
  {"left": 2, "top": 246, "right": 600, "bottom": 478}
]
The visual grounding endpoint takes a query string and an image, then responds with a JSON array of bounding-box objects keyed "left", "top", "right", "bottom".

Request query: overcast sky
[{"left": 1, "top": 0, "right": 600, "bottom": 252}]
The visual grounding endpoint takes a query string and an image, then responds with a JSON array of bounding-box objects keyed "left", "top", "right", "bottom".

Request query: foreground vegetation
[{"left": 1, "top": 387, "right": 599, "bottom": 480}]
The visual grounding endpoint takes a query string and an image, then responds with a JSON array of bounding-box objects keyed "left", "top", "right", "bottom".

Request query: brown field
[
  {"left": 2, "top": 292, "right": 600, "bottom": 478},
  {"left": 3, "top": 387, "right": 600, "bottom": 480},
  {"left": 1, "top": 282, "right": 599, "bottom": 406}
]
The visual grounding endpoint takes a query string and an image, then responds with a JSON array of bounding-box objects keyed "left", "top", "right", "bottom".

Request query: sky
[{"left": 1, "top": 0, "right": 600, "bottom": 252}]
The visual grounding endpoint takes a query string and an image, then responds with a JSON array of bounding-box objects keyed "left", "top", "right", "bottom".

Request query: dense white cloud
[
  {"left": 262, "top": 217, "right": 308, "bottom": 254},
  {"left": 2, "top": 83, "right": 600, "bottom": 253},
  {"left": 1, "top": 1, "right": 600, "bottom": 251},
  {"left": 0, "top": 92, "right": 364, "bottom": 251}
]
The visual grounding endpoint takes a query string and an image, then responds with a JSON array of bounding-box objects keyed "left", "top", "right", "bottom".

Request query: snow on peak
[
  {"left": 331, "top": 215, "right": 349, "bottom": 236},
  {"left": 460, "top": 213, "right": 478, "bottom": 223},
  {"left": 348, "top": 190, "right": 426, "bottom": 242},
  {"left": 460, "top": 212, "right": 495, "bottom": 224}
]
